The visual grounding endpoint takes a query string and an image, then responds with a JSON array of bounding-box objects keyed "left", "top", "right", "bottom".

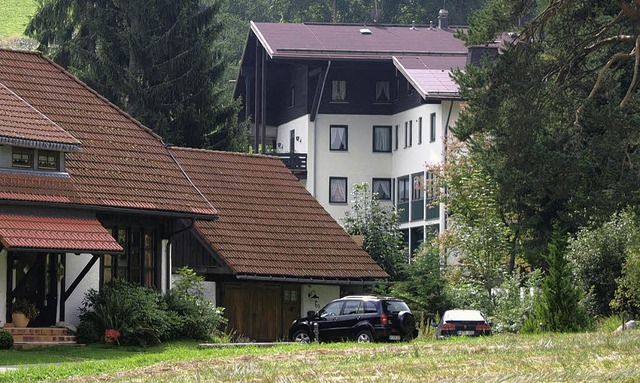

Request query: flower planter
[{"left": 11, "top": 312, "right": 29, "bottom": 328}]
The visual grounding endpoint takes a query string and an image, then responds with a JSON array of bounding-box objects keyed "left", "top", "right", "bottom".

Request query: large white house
[{"left": 235, "top": 11, "right": 498, "bottom": 256}]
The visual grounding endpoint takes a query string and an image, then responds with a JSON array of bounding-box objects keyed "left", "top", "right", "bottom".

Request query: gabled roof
[
  {"left": 251, "top": 22, "right": 467, "bottom": 60},
  {"left": 0, "top": 50, "right": 217, "bottom": 218},
  {"left": 240, "top": 22, "right": 472, "bottom": 100},
  {"left": 170, "top": 147, "right": 388, "bottom": 280},
  {"left": 0, "top": 81, "right": 81, "bottom": 152}
]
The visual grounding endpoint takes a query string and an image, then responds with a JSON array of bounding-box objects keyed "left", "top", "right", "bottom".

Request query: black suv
[{"left": 289, "top": 295, "right": 418, "bottom": 343}]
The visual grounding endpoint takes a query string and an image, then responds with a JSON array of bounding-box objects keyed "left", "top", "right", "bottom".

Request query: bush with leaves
[
  {"left": 392, "top": 241, "right": 451, "bottom": 318},
  {"left": 342, "top": 182, "right": 406, "bottom": 279},
  {"left": 568, "top": 211, "right": 640, "bottom": 317},
  {"left": 611, "top": 244, "right": 640, "bottom": 318},
  {"left": 0, "top": 330, "right": 13, "bottom": 349},
  {"left": 164, "top": 267, "right": 227, "bottom": 340},
  {"left": 78, "top": 279, "right": 172, "bottom": 346},
  {"left": 491, "top": 269, "right": 543, "bottom": 333}
]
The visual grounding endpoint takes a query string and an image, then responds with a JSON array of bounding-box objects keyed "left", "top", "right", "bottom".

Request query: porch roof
[
  {"left": 0, "top": 211, "right": 123, "bottom": 254},
  {"left": 170, "top": 147, "right": 388, "bottom": 280}
]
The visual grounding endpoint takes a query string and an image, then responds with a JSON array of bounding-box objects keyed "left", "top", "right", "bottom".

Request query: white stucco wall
[
  {"left": 170, "top": 273, "right": 217, "bottom": 307},
  {"left": 0, "top": 249, "right": 6, "bottom": 326},
  {"left": 65, "top": 253, "right": 100, "bottom": 327},
  {"left": 276, "top": 115, "right": 310, "bottom": 154},
  {"left": 300, "top": 284, "right": 340, "bottom": 316}
]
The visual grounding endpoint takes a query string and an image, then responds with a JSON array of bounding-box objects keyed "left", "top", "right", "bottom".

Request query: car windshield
[
  {"left": 383, "top": 300, "right": 410, "bottom": 313},
  {"left": 319, "top": 301, "right": 343, "bottom": 318}
]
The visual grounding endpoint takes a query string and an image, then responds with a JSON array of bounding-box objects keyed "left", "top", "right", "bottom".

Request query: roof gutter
[{"left": 235, "top": 274, "right": 389, "bottom": 285}]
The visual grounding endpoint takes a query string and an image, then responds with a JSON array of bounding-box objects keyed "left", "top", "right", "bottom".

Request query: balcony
[{"left": 271, "top": 153, "right": 307, "bottom": 179}]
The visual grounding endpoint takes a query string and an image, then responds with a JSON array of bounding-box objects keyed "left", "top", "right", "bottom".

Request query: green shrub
[
  {"left": 164, "top": 267, "right": 227, "bottom": 340},
  {"left": 75, "top": 319, "right": 102, "bottom": 344},
  {"left": 79, "top": 279, "right": 172, "bottom": 346},
  {"left": 0, "top": 330, "right": 13, "bottom": 349},
  {"left": 491, "top": 270, "right": 543, "bottom": 333},
  {"left": 568, "top": 211, "right": 640, "bottom": 317}
]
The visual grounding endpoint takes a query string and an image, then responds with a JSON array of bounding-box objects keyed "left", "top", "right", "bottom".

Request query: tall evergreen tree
[
  {"left": 26, "top": 0, "right": 245, "bottom": 150},
  {"left": 522, "top": 227, "right": 590, "bottom": 333}
]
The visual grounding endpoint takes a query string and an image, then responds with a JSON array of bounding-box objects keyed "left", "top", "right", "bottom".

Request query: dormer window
[
  {"left": 8, "top": 146, "right": 63, "bottom": 173},
  {"left": 38, "top": 150, "right": 59, "bottom": 171},
  {"left": 12, "top": 147, "right": 34, "bottom": 168}
]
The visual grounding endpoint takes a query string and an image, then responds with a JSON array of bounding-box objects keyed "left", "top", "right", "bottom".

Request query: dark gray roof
[{"left": 252, "top": 22, "right": 467, "bottom": 60}]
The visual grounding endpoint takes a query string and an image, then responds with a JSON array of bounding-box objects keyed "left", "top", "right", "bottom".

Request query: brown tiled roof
[
  {"left": 252, "top": 22, "right": 467, "bottom": 60},
  {"left": 0, "top": 50, "right": 216, "bottom": 217},
  {"left": 0, "top": 211, "right": 123, "bottom": 253},
  {"left": 0, "top": 81, "right": 81, "bottom": 151},
  {"left": 170, "top": 147, "right": 388, "bottom": 280}
]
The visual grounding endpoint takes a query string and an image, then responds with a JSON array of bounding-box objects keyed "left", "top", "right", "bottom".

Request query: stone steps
[{"left": 2, "top": 325, "right": 79, "bottom": 349}]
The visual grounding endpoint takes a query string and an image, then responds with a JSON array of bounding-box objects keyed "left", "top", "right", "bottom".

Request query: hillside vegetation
[{"left": 0, "top": 0, "right": 36, "bottom": 37}]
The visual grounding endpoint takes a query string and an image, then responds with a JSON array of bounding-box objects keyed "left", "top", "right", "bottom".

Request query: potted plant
[{"left": 11, "top": 299, "right": 39, "bottom": 328}]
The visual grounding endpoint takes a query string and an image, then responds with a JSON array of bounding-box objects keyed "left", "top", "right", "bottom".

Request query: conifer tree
[{"left": 26, "top": 0, "right": 245, "bottom": 150}]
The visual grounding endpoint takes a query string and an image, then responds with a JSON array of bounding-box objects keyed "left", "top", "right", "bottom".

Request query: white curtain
[
  {"left": 331, "top": 127, "right": 346, "bottom": 150},
  {"left": 376, "top": 82, "right": 390, "bottom": 102},
  {"left": 374, "top": 127, "right": 390, "bottom": 151},
  {"left": 331, "top": 178, "right": 346, "bottom": 202},
  {"left": 374, "top": 180, "right": 391, "bottom": 199},
  {"left": 332, "top": 80, "right": 346, "bottom": 101}
]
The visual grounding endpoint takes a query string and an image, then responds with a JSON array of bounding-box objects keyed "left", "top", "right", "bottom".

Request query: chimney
[{"left": 438, "top": 9, "right": 449, "bottom": 29}]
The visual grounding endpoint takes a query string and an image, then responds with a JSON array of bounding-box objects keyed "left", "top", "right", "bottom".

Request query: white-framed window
[
  {"left": 375, "top": 81, "right": 390, "bottom": 103},
  {"left": 373, "top": 126, "right": 392, "bottom": 152},
  {"left": 330, "top": 125, "right": 348, "bottom": 151},
  {"left": 372, "top": 178, "right": 392, "bottom": 200},
  {"left": 329, "top": 177, "right": 348, "bottom": 203},
  {"left": 331, "top": 80, "right": 347, "bottom": 102}
]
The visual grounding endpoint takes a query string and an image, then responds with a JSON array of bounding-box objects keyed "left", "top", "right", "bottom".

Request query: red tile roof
[
  {"left": 0, "top": 50, "right": 217, "bottom": 217},
  {"left": 170, "top": 147, "right": 388, "bottom": 280},
  {"left": 0, "top": 81, "right": 81, "bottom": 150},
  {"left": 0, "top": 212, "right": 123, "bottom": 253}
]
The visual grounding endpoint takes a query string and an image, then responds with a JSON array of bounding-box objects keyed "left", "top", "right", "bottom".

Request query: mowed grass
[
  {"left": 1, "top": 331, "right": 640, "bottom": 382},
  {"left": 0, "top": 0, "right": 37, "bottom": 37}
]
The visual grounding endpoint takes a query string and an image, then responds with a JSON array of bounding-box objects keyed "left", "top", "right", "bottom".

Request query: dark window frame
[
  {"left": 394, "top": 125, "right": 399, "bottom": 151},
  {"left": 375, "top": 81, "right": 391, "bottom": 103},
  {"left": 430, "top": 113, "right": 437, "bottom": 143},
  {"left": 37, "top": 150, "right": 59, "bottom": 171},
  {"left": 329, "top": 176, "right": 348, "bottom": 204},
  {"left": 372, "top": 178, "right": 392, "bottom": 200},
  {"left": 12, "top": 147, "right": 34, "bottom": 169},
  {"left": 372, "top": 126, "right": 392, "bottom": 153},
  {"left": 418, "top": 117, "right": 423, "bottom": 145},
  {"left": 397, "top": 176, "right": 410, "bottom": 204},
  {"left": 412, "top": 172, "right": 424, "bottom": 201},
  {"left": 329, "top": 125, "right": 348, "bottom": 151}
]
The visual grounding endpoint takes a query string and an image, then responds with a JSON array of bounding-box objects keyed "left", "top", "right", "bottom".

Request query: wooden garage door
[{"left": 223, "top": 283, "right": 282, "bottom": 341}]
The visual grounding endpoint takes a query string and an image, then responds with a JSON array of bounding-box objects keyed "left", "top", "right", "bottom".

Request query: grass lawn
[
  {"left": 0, "top": 0, "right": 37, "bottom": 37},
  {"left": 1, "top": 331, "right": 639, "bottom": 382}
]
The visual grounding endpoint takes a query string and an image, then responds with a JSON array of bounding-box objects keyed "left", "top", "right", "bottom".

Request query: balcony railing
[{"left": 271, "top": 153, "right": 307, "bottom": 178}]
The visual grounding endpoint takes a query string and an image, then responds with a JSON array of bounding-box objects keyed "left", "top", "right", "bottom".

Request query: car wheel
[
  {"left": 292, "top": 329, "right": 312, "bottom": 344},
  {"left": 356, "top": 330, "right": 373, "bottom": 343}
]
